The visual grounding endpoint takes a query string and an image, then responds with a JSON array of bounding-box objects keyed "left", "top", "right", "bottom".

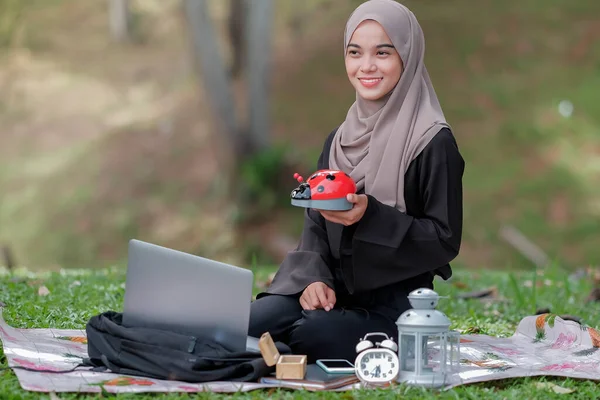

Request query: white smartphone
[{"left": 316, "top": 359, "right": 355, "bottom": 374}]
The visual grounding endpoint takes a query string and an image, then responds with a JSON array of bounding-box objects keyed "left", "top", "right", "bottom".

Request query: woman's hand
[
  {"left": 300, "top": 282, "right": 336, "bottom": 311},
  {"left": 318, "top": 193, "right": 368, "bottom": 226}
]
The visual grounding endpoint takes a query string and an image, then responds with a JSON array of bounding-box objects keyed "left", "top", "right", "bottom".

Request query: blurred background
[{"left": 0, "top": 0, "right": 599, "bottom": 273}]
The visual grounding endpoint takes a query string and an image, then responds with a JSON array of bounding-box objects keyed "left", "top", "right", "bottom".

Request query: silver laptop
[{"left": 122, "top": 239, "right": 256, "bottom": 352}]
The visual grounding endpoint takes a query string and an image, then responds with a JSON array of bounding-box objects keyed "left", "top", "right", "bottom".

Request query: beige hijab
[{"left": 329, "top": 0, "right": 450, "bottom": 212}]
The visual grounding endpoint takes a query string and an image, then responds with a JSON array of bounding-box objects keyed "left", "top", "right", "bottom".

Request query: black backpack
[{"left": 83, "top": 311, "right": 289, "bottom": 382}]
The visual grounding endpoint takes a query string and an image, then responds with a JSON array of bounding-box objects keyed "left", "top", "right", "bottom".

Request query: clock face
[{"left": 355, "top": 349, "right": 399, "bottom": 383}]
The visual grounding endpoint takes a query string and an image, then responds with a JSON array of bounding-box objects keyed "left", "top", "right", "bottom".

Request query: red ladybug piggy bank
[{"left": 290, "top": 169, "right": 357, "bottom": 210}]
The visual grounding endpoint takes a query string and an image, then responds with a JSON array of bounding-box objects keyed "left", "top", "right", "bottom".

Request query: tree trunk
[
  {"left": 108, "top": 0, "right": 130, "bottom": 42},
  {"left": 228, "top": 0, "right": 246, "bottom": 79},
  {"left": 245, "top": 0, "right": 273, "bottom": 153},
  {"left": 183, "top": 0, "right": 240, "bottom": 156},
  {"left": 2, "top": 245, "right": 15, "bottom": 271}
]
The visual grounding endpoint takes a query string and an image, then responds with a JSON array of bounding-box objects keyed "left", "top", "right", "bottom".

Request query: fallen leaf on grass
[
  {"left": 265, "top": 272, "right": 276, "bottom": 285},
  {"left": 457, "top": 287, "right": 497, "bottom": 300},
  {"left": 462, "top": 326, "right": 482, "bottom": 334},
  {"left": 38, "top": 286, "right": 50, "bottom": 296},
  {"left": 585, "top": 287, "right": 600, "bottom": 303},
  {"left": 255, "top": 272, "right": 276, "bottom": 290},
  {"left": 452, "top": 281, "right": 468, "bottom": 289},
  {"left": 534, "top": 382, "right": 574, "bottom": 394}
]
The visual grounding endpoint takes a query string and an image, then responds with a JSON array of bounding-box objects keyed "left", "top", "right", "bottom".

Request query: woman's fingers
[
  {"left": 325, "top": 287, "right": 337, "bottom": 309},
  {"left": 307, "top": 288, "right": 321, "bottom": 309},
  {"left": 315, "top": 284, "right": 331, "bottom": 311},
  {"left": 299, "top": 296, "right": 312, "bottom": 310},
  {"left": 300, "top": 282, "right": 337, "bottom": 311}
]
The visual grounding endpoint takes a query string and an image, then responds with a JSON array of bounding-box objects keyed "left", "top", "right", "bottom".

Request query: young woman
[{"left": 249, "top": 0, "right": 465, "bottom": 363}]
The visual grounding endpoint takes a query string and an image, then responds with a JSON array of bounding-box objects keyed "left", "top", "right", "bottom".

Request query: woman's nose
[{"left": 360, "top": 58, "right": 377, "bottom": 73}]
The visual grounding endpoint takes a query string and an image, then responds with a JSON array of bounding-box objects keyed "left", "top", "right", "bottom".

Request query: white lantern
[{"left": 395, "top": 288, "right": 460, "bottom": 388}]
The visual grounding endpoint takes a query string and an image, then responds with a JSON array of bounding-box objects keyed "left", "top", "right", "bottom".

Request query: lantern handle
[{"left": 360, "top": 332, "right": 392, "bottom": 342}]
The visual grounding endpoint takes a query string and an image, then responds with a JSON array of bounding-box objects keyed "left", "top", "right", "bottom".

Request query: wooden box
[{"left": 258, "top": 332, "right": 307, "bottom": 380}]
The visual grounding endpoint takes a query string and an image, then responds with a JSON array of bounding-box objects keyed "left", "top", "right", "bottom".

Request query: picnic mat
[{"left": 2, "top": 308, "right": 600, "bottom": 394}]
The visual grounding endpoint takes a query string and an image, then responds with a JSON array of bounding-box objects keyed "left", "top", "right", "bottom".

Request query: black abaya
[{"left": 249, "top": 126, "right": 465, "bottom": 362}]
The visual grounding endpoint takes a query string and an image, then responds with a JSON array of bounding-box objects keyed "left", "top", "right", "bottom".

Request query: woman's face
[{"left": 345, "top": 20, "right": 403, "bottom": 101}]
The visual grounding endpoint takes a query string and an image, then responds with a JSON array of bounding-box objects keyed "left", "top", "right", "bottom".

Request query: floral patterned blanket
[{"left": 1, "top": 309, "right": 599, "bottom": 393}]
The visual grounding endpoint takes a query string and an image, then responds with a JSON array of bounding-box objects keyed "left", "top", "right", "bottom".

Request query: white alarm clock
[{"left": 354, "top": 332, "right": 400, "bottom": 387}]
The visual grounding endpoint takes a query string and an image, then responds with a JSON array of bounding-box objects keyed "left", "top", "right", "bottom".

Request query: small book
[{"left": 259, "top": 364, "right": 360, "bottom": 391}]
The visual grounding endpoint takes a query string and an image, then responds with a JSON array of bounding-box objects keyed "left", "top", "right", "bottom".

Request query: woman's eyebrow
[{"left": 347, "top": 43, "right": 395, "bottom": 49}]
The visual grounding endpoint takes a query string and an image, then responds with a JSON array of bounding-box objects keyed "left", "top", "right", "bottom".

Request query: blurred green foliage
[
  {"left": 1, "top": 0, "right": 600, "bottom": 271},
  {"left": 0, "top": 0, "right": 27, "bottom": 47},
  {"left": 239, "top": 145, "right": 291, "bottom": 211}
]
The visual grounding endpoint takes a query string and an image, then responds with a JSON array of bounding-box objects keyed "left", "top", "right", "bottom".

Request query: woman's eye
[
  {"left": 348, "top": 50, "right": 358, "bottom": 55},
  {"left": 377, "top": 51, "right": 390, "bottom": 56}
]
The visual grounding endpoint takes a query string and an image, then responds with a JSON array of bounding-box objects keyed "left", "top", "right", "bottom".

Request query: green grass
[{"left": 1, "top": 265, "right": 600, "bottom": 399}]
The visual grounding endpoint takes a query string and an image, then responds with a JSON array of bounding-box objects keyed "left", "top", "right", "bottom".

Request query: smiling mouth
[{"left": 358, "top": 77, "right": 383, "bottom": 87}]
